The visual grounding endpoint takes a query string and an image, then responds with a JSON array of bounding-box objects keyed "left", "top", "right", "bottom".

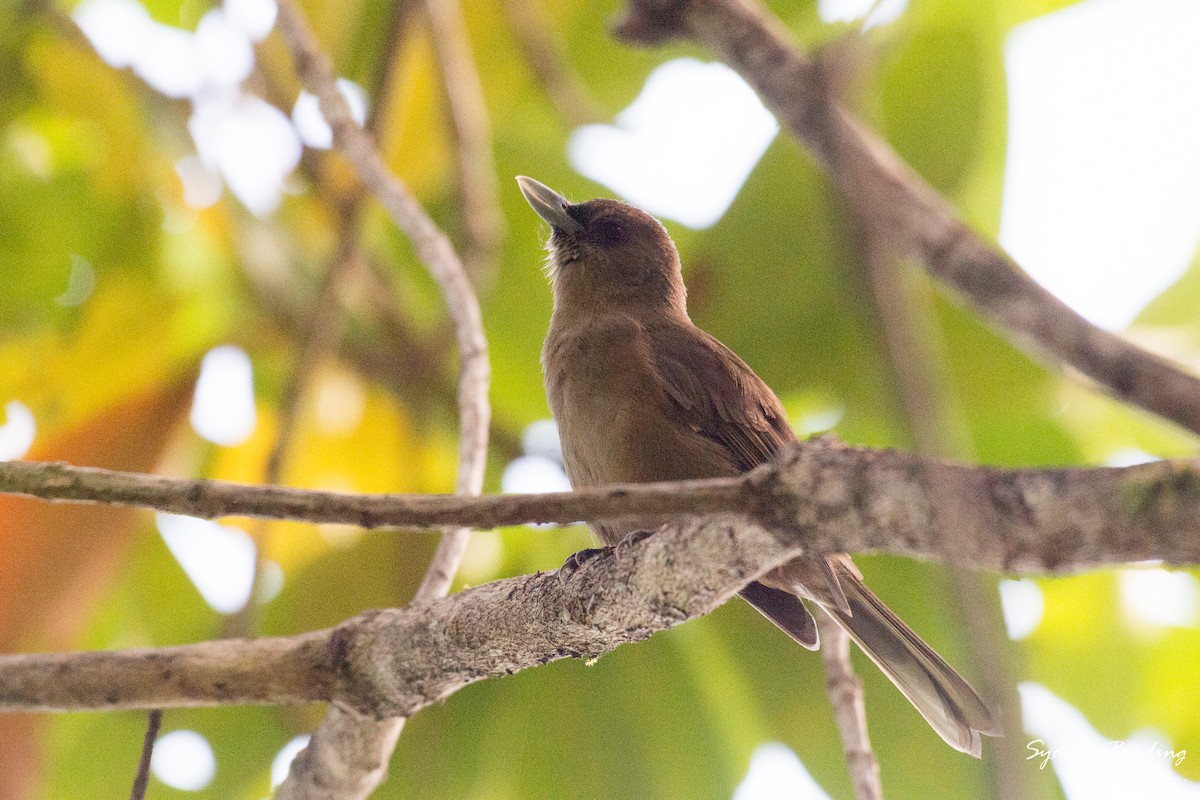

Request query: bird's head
[{"left": 517, "top": 176, "right": 687, "bottom": 319}]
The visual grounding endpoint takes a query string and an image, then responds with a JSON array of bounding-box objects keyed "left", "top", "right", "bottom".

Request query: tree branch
[
  {"left": 10, "top": 429, "right": 1197, "bottom": 719},
  {"left": 0, "top": 514, "right": 799, "bottom": 716},
  {"left": 501, "top": 0, "right": 602, "bottom": 126},
  {"left": 4, "top": 438, "right": 1200, "bottom": 573},
  {"left": 613, "top": 0, "right": 1200, "bottom": 440},
  {"left": 1, "top": 632, "right": 334, "bottom": 712},
  {"left": 0, "top": 458, "right": 738, "bottom": 529},
  {"left": 817, "top": 614, "right": 881, "bottom": 800},
  {"left": 273, "top": 2, "right": 491, "bottom": 795},
  {"left": 425, "top": 0, "right": 505, "bottom": 288},
  {"left": 4, "top": 438, "right": 1200, "bottom": 796}
]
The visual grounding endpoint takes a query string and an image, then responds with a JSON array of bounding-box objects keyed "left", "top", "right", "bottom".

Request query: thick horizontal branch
[
  {"left": 3, "top": 439, "right": 1200, "bottom": 572},
  {"left": 0, "top": 632, "right": 333, "bottom": 712},
  {"left": 6, "top": 438, "right": 1200, "bottom": 716},
  {"left": 614, "top": 0, "right": 1200, "bottom": 440}
]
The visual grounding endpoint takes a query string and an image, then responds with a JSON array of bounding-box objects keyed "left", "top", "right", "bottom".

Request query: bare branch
[
  {"left": 0, "top": 458, "right": 739, "bottom": 530},
  {"left": 273, "top": 2, "right": 491, "bottom": 795},
  {"left": 501, "top": 0, "right": 602, "bottom": 126},
  {"left": 128, "top": 710, "right": 161, "bottom": 800},
  {"left": 14, "top": 428, "right": 1194, "bottom": 719},
  {"left": 0, "top": 514, "right": 798, "bottom": 716},
  {"left": 4, "top": 440, "right": 1200, "bottom": 573},
  {"left": 856, "top": 209, "right": 1029, "bottom": 798},
  {"left": 614, "top": 0, "right": 1200, "bottom": 439},
  {"left": 425, "top": 0, "right": 505, "bottom": 287},
  {"left": 817, "top": 614, "right": 881, "bottom": 800},
  {"left": 5, "top": 443, "right": 1200, "bottom": 766},
  {"left": 1, "top": 632, "right": 334, "bottom": 712}
]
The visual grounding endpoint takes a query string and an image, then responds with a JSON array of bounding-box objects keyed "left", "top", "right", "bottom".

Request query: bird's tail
[
  {"left": 821, "top": 567, "right": 1001, "bottom": 757},
  {"left": 740, "top": 581, "right": 819, "bottom": 650}
]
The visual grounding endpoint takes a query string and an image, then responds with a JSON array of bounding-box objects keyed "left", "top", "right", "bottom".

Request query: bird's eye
[{"left": 591, "top": 218, "right": 624, "bottom": 246}]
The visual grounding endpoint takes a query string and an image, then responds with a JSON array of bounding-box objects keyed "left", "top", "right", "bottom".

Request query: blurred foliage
[{"left": 1, "top": 0, "right": 1199, "bottom": 797}]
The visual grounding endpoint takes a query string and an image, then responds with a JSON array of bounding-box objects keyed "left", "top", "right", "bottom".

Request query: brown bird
[{"left": 517, "top": 175, "right": 1000, "bottom": 757}]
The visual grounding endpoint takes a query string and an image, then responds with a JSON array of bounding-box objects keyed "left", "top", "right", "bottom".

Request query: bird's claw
[
  {"left": 614, "top": 528, "right": 654, "bottom": 558},
  {"left": 559, "top": 546, "right": 605, "bottom": 581}
]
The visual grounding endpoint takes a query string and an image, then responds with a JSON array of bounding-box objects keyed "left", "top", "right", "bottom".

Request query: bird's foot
[
  {"left": 559, "top": 546, "right": 605, "bottom": 582},
  {"left": 614, "top": 528, "right": 654, "bottom": 559}
]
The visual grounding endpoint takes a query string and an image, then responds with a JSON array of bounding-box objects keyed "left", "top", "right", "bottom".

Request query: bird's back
[{"left": 542, "top": 312, "right": 791, "bottom": 542}]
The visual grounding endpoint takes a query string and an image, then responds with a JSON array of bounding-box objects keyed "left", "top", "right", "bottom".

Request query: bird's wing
[
  {"left": 648, "top": 322, "right": 794, "bottom": 472},
  {"left": 649, "top": 322, "right": 851, "bottom": 613}
]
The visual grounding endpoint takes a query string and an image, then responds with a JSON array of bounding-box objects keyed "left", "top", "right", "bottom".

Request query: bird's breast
[
  {"left": 541, "top": 315, "right": 736, "bottom": 493},
  {"left": 543, "top": 317, "right": 653, "bottom": 487}
]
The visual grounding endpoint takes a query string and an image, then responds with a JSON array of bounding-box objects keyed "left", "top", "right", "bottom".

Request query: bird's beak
[{"left": 516, "top": 176, "right": 583, "bottom": 234}]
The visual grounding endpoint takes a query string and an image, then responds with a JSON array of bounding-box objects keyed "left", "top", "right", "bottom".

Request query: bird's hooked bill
[{"left": 516, "top": 176, "right": 583, "bottom": 233}]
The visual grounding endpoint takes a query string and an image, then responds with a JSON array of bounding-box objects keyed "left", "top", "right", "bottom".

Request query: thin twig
[
  {"left": 273, "top": 3, "right": 490, "bottom": 797},
  {"left": 365, "top": 0, "right": 420, "bottom": 136},
  {"left": 128, "top": 709, "right": 162, "bottom": 800},
  {"left": 424, "top": 0, "right": 505, "bottom": 288},
  {"left": 816, "top": 614, "right": 882, "bottom": 800},
  {"left": 857, "top": 216, "right": 1027, "bottom": 797},
  {"left": 501, "top": 0, "right": 602, "bottom": 126},
  {"left": 0, "top": 455, "right": 722, "bottom": 528},
  {"left": 614, "top": 0, "right": 1200, "bottom": 440}
]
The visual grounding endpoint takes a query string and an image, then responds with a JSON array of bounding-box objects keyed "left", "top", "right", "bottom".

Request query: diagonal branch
[
  {"left": 0, "top": 514, "right": 800, "bottom": 716},
  {"left": 425, "top": 0, "right": 505, "bottom": 288},
  {"left": 128, "top": 709, "right": 161, "bottom": 800},
  {"left": 273, "top": 2, "right": 491, "bottom": 796},
  {"left": 613, "top": 0, "right": 1200, "bottom": 440},
  {"left": 501, "top": 0, "right": 602, "bottom": 126}
]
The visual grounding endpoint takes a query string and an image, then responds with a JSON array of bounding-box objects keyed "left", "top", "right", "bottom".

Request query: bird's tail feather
[
  {"left": 821, "top": 568, "right": 1001, "bottom": 757},
  {"left": 740, "top": 581, "right": 819, "bottom": 650}
]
